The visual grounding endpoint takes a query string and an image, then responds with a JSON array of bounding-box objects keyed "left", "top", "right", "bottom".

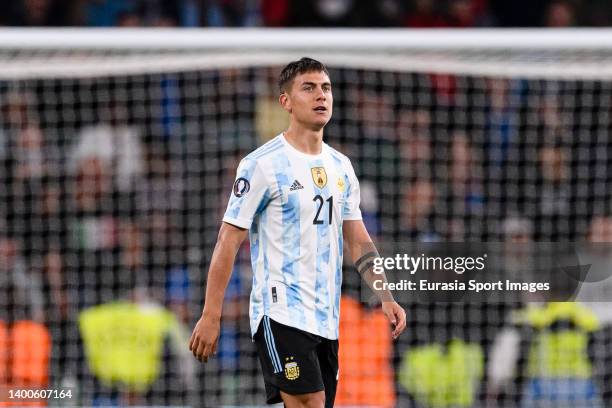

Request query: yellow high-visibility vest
[
  {"left": 399, "top": 338, "right": 484, "bottom": 407},
  {"left": 514, "top": 302, "right": 599, "bottom": 379},
  {"left": 79, "top": 301, "right": 178, "bottom": 391}
]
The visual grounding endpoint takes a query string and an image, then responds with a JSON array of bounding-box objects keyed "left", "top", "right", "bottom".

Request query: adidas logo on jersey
[{"left": 289, "top": 180, "right": 304, "bottom": 191}]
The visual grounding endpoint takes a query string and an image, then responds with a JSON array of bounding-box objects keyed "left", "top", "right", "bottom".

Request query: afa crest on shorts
[
  {"left": 311, "top": 167, "right": 327, "bottom": 189},
  {"left": 284, "top": 357, "right": 300, "bottom": 380}
]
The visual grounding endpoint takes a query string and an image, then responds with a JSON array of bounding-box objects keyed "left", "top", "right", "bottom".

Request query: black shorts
[{"left": 254, "top": 316, "right": 338, "bottom": 407}]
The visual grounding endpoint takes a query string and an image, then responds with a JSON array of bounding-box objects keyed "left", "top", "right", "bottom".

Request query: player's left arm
[{"left": 343, "top": 219, "right": 406, "bottom": 339}]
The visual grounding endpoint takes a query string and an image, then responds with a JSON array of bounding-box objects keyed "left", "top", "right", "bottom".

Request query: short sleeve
[
  {"left": 223, "top": 158, "right": 270, "bottom": 229},
  {"left": 343, "top": 158, "right": 362, "bottom": 220}
]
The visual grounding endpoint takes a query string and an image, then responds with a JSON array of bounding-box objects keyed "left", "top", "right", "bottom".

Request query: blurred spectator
[
  {"left": 120, "top": 221, "right": 143, "bottom": 271},
  {"left": 489, "top": 0, "right": 549, "bottom": 27},
  {"left": 0, "top": 320, "right": 51, "bottom": 390},
  {"left": 255, "top": 67, "right": 290, "bottom": 144},
  {"left": 0, "top": 0, "right": 611, "bottom": 26},
  {"left": 540, "top": 143, "right": 569, "bottom": 183},
  {"left": 291, "top": 0, "right": 357, "bottom": 26},
  {"left": 0, "top": 235, "right": 44, "bottom": 323},
  {"left": 404, "top": 0, "right": 490, "bottom": 27},
  {"left": 0, "top": 0, "right": 72, "bottom": 26},
  {"left": 369, "top": 0, "right": 404, "bottom": 26},
  {"left": 403, "top": 0, "right": 448, "bottom": 27},
  {"left": 429, "top": 73, "right": 458, "bottom": 105},
  {"left": 137, "top": 144, "right": 184, "bottom": 217},
  {"left": 356, "top": 89, "right": 395, "bottom": 183},
  {"left": 0, "top": 236, "right": 50, "bottom": 400},
  {"left": 68, "top": 152, "right": 127, "bottom": 306},
  {"left": 78, "top": 0, "right": 135, "bottom": 26},
  {"left": 580, "top": 216, "right": 612, "bottom": 406},
  {"left": 485, "top": 78, "right": 521, "bottom": 168},
  {"left": 261, "top": 0, "right": 289, "bottom": 26},
  {"left": 71, "top": 156, "right": 113, "bottom": 218},
  {"left": 82, "top": 0, "right": 181, "bottom": 27},
  {"left": 158, "top": 75, "right": 183, "bottom": 138},
  {"left": 336, "top": 296, "right": 395, "bottom": 407},
  {"left": 41, "top": 249, "right": 69, "bottom": 320},
  {"left": 446, "top": 0, "right": 489, "bottom": 27},
  {"left": 0, "top": 91, "right": 61, "bottom": 258},
  {"left": 78, "top": 299, "right": 194, "bottom": 406},
  {"left": 205, "top": 0, "right": 260, "bottom": 26},
  {"left": 397, "top": 109, "right": 432, "bottom": 179},
  {"left": 0, "top": 92, "right": 46, "bottom": 182},
  {"left": 117, "top": 10, "right": 142, "bottom": 26},
  {"left": 576, "top": 216, "right": 612, "bottom": 317},
  {"left": 212, "top": 68, "right": 256, "bottom": 150},
  {"left": 165, "top": 265, "right": 190, "bottom": 323},
  {"left": 436, "top": 132, "right": 485, "bottom": 240},
  {"left": 544, "top": 0, "right": 575, "bottom": 27},
  {"left": 449, "top": 132, "right": 484, "bottom": 214},
  {"left": 360, "top": 181, "right": 381, "bottom": 237},
  {"left": 499, "top": 216, "right": 535, "bottom": 287},
  {"left": 399, "top": 337, "right": 484, "bottom": 408},
  {"left": 539, "top": 92, "right": 567, "bottom": 140},
  {"left": 289, "top": 0, "right": 402, "bottom": 27},
  {"left": 139, "top": 0, "right": 181, "bottom": 26},
  {"left": 537, "top": 144, "right": 571, "bottom": 238},
  {"left": 496, "top": 302, "right": 603, "bottom": 407},
  {"left": 177, "top": 0, "right": 203, "bottom": 26},
  {"left": 0, "top": 92, "right": 52, "bottom": 228},
  {"left": 502, "top": 216, "right": 533, "bottom": 243},
  {"left": 71, "top": 100, "right": 143, "bottom": 193},
  {"left": 487, "top": 218, "right": 527, "bottom": 402},
  {"left": 581, "top": 0, "right": 612, "bottom": 26},
  {"left": 399, "top": 178, "right": 440, "bottom": 241},
  {"left": 136, "top": 144, "right": 187, "bottom": 320},
  {"left": 359, "top": 90, "right": 395, "bottom": 143},
  {"left": 68, "top": 131, "right": 135, "bottom": 308}
]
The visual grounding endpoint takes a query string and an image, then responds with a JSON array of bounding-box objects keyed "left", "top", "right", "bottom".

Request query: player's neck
[{"left": 284, "top": 126, "right": 323, "bottom": 155}]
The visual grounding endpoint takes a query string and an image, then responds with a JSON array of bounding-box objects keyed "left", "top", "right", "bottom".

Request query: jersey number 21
[{"left": 313, "top": 195, "right": 333, "bottom": 225}]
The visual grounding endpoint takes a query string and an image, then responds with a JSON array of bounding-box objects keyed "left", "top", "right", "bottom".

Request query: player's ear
[{"left": 279, "top": 91, "right": 292, "bottom": 114}]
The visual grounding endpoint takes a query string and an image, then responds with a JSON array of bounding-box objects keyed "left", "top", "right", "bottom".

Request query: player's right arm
[
  {"left": 189, "top": 221, "right": 247, "bottom": 362},
  {"left": 190, "top": 155, "right": 269, "bottom": 362}
]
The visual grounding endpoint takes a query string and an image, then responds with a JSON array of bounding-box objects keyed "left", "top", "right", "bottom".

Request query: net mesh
[{"left": 1, "top": 39, "right": 612, "bottom": 407}]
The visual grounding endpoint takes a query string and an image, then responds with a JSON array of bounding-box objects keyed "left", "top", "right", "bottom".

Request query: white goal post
[{"left": 2, "top": 28, "right": 612, "bottom": 79}]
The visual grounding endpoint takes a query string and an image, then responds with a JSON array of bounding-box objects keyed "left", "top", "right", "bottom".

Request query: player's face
[{"left": 282, "top": 71, "right": 333, "bottom": 130}]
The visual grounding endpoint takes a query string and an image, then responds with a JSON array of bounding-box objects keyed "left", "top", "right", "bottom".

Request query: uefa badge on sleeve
[{"left": 233, "top": 177, "right": 250, "bottom": 197}]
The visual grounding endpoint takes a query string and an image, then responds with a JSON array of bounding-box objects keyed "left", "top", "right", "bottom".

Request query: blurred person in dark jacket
[
  {"left": 0, "top": 0, "right": 73, "bottom": 26},
  {"left": 289, "top": 0, "right": 402, "bottom": 27}
]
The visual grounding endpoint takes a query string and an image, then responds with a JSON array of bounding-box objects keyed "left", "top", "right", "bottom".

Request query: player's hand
[
  {"left": 189, "top": 313, "right": 220, "bottom": 363},
  {"left": 382, "top": 301, "right": 406, "bottom": 340}
]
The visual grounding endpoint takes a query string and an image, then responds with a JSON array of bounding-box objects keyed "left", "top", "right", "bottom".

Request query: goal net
[{"left": 1, "top": 28, "right": 612, "bottom": 407}]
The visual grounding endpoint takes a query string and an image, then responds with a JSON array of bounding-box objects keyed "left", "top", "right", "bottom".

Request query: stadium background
[{"left": 2, "top": 1, "right": 612, "bottom": 407}]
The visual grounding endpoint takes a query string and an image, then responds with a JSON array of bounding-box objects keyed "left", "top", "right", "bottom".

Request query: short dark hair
[{"left": 278, "top": 57, "right": 330, "bottom": 94}]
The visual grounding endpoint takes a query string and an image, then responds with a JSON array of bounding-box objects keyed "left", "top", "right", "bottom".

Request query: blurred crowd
[
  {"left": 1, "top": 62, "right": 612, "bottom": 406},
  {"left": 1, "top": 0, "right": 612, "bottom": 28}
]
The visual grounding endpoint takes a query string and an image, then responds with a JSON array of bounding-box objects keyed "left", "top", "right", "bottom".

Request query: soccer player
[{"left": 190, "top": 57, "right": 406, "bottom": 408}]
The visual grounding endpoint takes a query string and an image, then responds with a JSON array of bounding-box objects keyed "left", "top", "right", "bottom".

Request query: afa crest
[
  {"left": 284, "top": 358, "right": 300, "bottom": 380},
  {"left": 336, "top": 177, "right": 345, "bottom": 192},
  {"left": 311, "top": 167, "right": 327, "bottom": 189}
]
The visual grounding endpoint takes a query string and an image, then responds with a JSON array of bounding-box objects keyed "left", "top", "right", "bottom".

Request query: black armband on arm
[{"left": 355, "top": 250, "right": 379, "bottom": 275}]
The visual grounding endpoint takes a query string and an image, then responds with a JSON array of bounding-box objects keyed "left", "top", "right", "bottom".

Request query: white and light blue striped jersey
[{"left": 223, "top": 133, "right": 362, "bottom": 340}]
